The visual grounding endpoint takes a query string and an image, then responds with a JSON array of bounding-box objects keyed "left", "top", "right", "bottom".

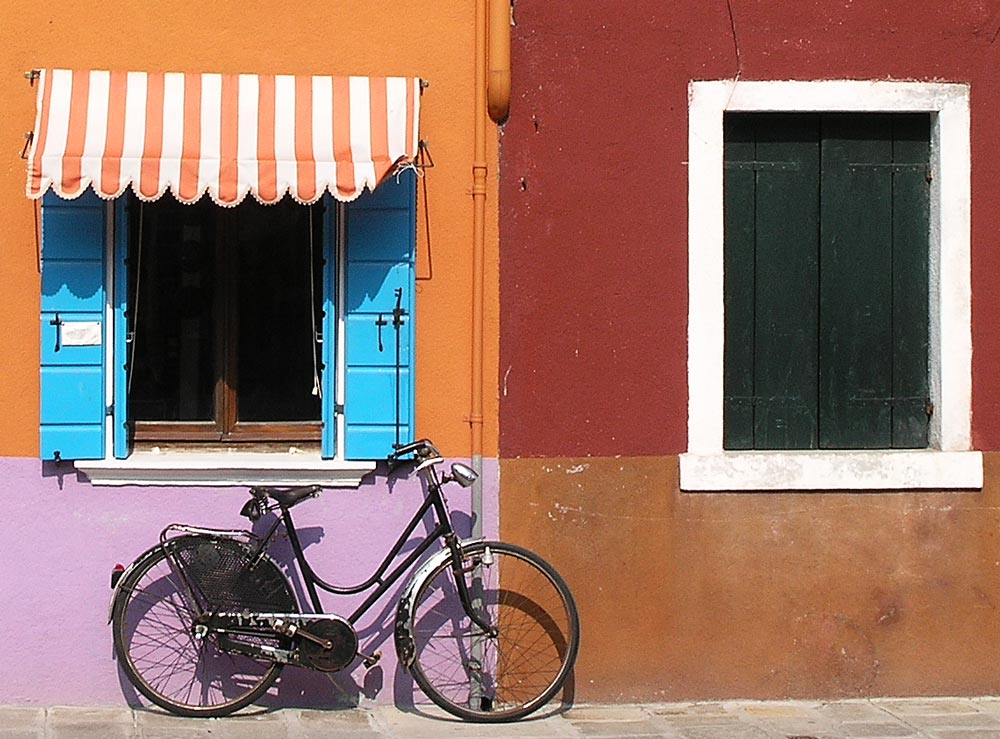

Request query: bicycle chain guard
[{"left": 298, "top": 618, "right": 359, "bottom": 672}]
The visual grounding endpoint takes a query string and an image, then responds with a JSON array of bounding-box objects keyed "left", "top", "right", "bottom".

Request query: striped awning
[{"left": 26, "top": 69, "right": 421, "bottom": 206}]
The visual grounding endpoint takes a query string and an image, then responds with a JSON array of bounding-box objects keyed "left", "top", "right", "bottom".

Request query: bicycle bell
[{"left": 450, "top": 463, "right": 479, "bottom": 488}]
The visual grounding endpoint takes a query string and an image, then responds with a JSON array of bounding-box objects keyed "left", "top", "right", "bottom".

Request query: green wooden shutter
[
  {"left": 888, "top": 115, "right": 932, "bottom": 448},
  {"left": 724, "top": 114, "right": 820, "bottom": 450},
  {"left": 342, "top": 171, "right": 417, "bottom": 460},
  {"left": 819, "top": 114, "right": 929, "bottom": 449},
  {"left": 40, "top": 191, "right": 107, "bottom": 460},
  {"left": 723, "top": 115, "right": 757, "bottom": 450}
]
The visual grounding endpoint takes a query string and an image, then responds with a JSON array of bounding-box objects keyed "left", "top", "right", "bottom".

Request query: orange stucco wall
[{"left": 0, "top": 0, "right": 498, "bottom": 458}]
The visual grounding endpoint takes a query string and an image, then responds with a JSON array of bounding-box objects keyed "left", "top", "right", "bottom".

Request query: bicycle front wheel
[
  {"left": 111, "top": 535, "right": 294, "bottom": 717},
  {"left": 406, "top": 541, "right": 580, "bottom": 722}
]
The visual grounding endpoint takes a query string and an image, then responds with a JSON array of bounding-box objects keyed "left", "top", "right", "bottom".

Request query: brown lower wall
[{"left": 499, "top": 454, "right": 1000, "bottom": 702}]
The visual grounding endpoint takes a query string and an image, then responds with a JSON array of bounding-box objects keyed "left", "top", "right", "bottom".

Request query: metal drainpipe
[
  {"left": 487, "top": 0, "right": 511, "bottom": 124},
  {"left": 471, "top": 0, "right": 489, "bottom": 539},
  {"left": 471, "top": 0, "right": 510, "bottom": 539}
]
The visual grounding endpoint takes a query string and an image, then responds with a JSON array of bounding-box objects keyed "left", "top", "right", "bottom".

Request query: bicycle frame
[
  {"left": 208, "top": 458, "right": 495, "bottom": 637},
  {"left": 280, "top": 465, "right": 453, "bottom": 624}
]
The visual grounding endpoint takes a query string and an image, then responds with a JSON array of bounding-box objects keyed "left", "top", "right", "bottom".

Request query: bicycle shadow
[{"left": 238, "top": 495, "right": 478, "bottom": 710}]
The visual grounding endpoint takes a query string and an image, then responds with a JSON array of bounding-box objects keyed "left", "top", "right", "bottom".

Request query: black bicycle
[{"left": 108, "top": 439, "right": 580, "bottom": 722}]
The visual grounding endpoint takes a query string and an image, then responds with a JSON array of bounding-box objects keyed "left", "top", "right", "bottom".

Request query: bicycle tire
[
  {"left": 404, "top": 540, "right": 580, "bottom": 722},
  {"left": 111, "top": 534, "right": 297, "bottom": 717}
]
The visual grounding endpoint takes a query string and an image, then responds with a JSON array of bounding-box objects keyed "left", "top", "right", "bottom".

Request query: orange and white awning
[{"left": 26, "top": 69, "right": 421, "bottom": 206}]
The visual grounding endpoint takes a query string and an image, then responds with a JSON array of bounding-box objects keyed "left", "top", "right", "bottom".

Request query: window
[
  {"left": 682, "top": 81, "right": 981, "bottom": 491},
  {"left": 39, "top": 171, "right": 417, "bottom": 482},
  {"left": 126, "top": 195, "right": 324, "bottom": 443},
  {"left": 723, "top": 113, "right": 930, "bottom": 451}
]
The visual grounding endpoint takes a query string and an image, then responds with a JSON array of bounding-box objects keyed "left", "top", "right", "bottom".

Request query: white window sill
[
  {"left": 75, "top": 451, "right": 377, "bottom": 487},
  {"left": 679, "top": 450, "right": 983, "bottom": 491}
]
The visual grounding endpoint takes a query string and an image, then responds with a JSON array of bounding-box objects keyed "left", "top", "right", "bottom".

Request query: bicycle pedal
[{"left": 362, "top": 650, "right": 382, "bottom": 668}]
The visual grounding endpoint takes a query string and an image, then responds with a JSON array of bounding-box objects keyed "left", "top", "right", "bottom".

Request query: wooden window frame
[{"left": 682, "top": 80, "right": 981, "bottom": 491}]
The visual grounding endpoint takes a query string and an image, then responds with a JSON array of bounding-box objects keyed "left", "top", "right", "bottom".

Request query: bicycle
[{"left": 108, "top": 439, "right": 580, "bottom": 722}]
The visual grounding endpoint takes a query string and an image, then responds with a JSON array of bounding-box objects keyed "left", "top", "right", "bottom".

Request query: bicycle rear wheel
[
  {"left": 111, "top": 535, "right": 296, "bottom": 717},
  {"left": 405, "top": 541, "right": 580, "bottom": 722}
]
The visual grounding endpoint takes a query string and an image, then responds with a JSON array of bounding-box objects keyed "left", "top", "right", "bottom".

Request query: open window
[
  {"left": 125, "top": 195, "right": 325, "bottom": 444},
  {"left": 39, "top": 174, "right": 416, "bottom": 476}
]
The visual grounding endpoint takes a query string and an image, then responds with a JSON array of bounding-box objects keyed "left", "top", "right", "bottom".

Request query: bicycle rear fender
[
  {"left": 107, "top": 540, "right": 169, "bottom": 623},
  {"left": 393, "top": 537, "right": 485, "bottom": 669}
]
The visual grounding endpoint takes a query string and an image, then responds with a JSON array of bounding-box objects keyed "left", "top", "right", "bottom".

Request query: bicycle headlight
[{"left": 450, "top": 463, "right": 479, "bottom": 488}]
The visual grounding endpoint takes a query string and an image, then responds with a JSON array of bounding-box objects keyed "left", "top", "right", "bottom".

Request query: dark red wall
[{"left": 499, "top": 0, "right": 1000, "bottom": 457}]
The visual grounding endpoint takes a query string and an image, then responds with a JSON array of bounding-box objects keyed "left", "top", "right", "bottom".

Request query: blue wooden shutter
[
  {"left": 40, "top": 191, "right": 108, "bottom": 460},
  {"left": 320, "top": 201, "right": 338, "bottom": 458},
  {"left": 113, "top": 199, "right": 130, "bottom": 458},
  {"left": 341, "top": 171, "right": 417, "bottom": 460}
]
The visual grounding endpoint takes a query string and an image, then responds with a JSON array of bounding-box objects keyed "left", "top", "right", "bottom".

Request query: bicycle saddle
[{"left": 250, "top": 484, "right": 321, "bottom": 509}]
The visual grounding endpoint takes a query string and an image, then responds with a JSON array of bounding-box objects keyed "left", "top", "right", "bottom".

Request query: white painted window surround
[
  {"left": 682, "top": 80, "right": 982, "bottom": 491},
  {"left": 76, "top": 452, "right": 376, "bottom": 487}
]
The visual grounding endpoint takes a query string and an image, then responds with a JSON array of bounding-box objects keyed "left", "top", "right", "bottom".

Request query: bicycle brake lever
[{"left": 414, "top": 456, "right": 443, "bottom": 472}]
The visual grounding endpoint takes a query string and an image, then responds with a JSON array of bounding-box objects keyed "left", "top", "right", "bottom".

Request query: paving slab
[
  {"left": 901, "top": 712, "right": 1000, "bottom": 729},
  {"left": 874, "top": 698, "right": 982, "bottom": 716},
  {"left": 572, "top": 720, "right": 676, "bottom": 736},
  {"left": 295, "top": 707, "right": 381, "bottom": 737},
  {"left": 934, "top": 731, "right": 1000, "bottom": 739},
  {"left": 46, "top": 706, "right": 136, "bottom": 739},
  {"left": 830, "top": 721, "right": 920, "bottom": 738},
  {"left": 369, "top": 704, "right": 577, "bottom": 738},
  {"left": 815, "top": 700, "right": 900, "bottom": 722},
  {"left": 651, "top": 703, "right": 730, "bottom": 717},
  {"left": 0, "top": 707, "right": 44, "bottom": 739},
  {"left": 674, "top": 724, "right": 776, "bottom": 739}
]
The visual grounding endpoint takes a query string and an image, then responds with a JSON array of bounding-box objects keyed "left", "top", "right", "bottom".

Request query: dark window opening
[{"left": 126, "top": 194, "right": 325, "bottom": 443}]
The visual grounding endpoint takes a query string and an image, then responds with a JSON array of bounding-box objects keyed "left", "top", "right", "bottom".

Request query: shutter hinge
[
  {"left": 334, "top": 403, "right": 345, "bottom": 415},
  {"left": 106, "top": 404, "right": 114, "bottom": 417}
]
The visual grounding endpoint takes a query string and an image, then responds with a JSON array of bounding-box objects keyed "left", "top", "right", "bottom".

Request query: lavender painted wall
[{"left": 0, "top": 457, "right": 499, "bottom": 708}]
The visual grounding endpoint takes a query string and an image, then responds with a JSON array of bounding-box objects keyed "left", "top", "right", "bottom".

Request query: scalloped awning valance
[{"left": 26, "top": 69, "right": 421, "bottom": 206}]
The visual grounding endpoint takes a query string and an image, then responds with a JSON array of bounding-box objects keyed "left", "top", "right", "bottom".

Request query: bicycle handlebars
[{"left": 389, "top": 438, "right": 441, "bottom": 462}]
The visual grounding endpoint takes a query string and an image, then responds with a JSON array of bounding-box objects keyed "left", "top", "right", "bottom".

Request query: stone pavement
[{"left": 5, "top": 698, "right": 1000, "bottom": 738}]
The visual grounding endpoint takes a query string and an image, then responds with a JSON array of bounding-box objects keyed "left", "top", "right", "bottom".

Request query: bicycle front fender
[{"left": 393, "top": 537, "right": 485, "bottom": 669}]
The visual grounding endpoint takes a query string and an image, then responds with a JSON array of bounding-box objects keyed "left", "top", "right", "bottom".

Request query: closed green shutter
[
  {"left": 40, "top": 191, "right": 107, "bottom": 460},
  {"left": 341, "top": 171, "right": 417, "bottom": 460},
  {"left": 889, "top": 116, "right": 932, "bottom": 448},
  {"left": 723, "top": 113, "right": 929, "bottom": 450},
  {"left": 724, "top": 115, "right": 820, "bottom": 449}
]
